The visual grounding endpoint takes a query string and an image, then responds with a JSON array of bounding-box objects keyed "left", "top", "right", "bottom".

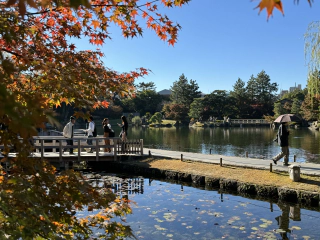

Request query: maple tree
[
  {"left": 162, "top": 103, "right": 189, "bottom": 124},
  {"left": 0, "top": 0, "right": 315, "bottom": 237},
  {"left": 0, "top": 0, "right": 190, "bottom": 238}
]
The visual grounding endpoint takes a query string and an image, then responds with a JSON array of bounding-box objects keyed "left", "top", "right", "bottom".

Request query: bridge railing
[
  {"left": 230, "top": 119, "right": 269, "bottom": 124},
  {"left": 1, "top": 136, "right": 144, "bottom": 161}
]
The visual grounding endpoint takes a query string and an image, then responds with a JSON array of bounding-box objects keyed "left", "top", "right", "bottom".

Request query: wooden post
[
  {"left": 140, "top": 139, "right": 144, "bottom": 156},
  {"left": 53, "top": 140, "right": 56, "bottom": 153},
  {"left": 59, "top": 140, "right": 62, "bottom": 162},
  {"left": 41, "top": 139, "right": 44, "bottom": 159},
  {"left": 36, "top": 139, "right": 40, "bottom": 153},
  {"left": 114, "top": 139, "right": 117, "bottom": 161},
  {"left": 96, "top": 138, "right": 99, "bottom": 161},
  {"left": 181, "top": 154, "right": 183, "bottom": 161},
  {"left": 64, "top": 161, "right": 69, "bottom": 170},
  {"left": 246, "top": 151, "right": 248, "bottom": 158},
  {"left": 210, "top": 149, "right": 212, "bottom": 154},
  {"left": 294, "top": 155, "right": 296, "bottom": 162},
  {"left": 149, "top": 150, "right": 151, "bottom": 157},
  {"left": 78, "top": 140, "right": 81, "bottom": 162},
  {"left": 270, "top": 163, "right": 272, "bottom": 172},
  {"left": 220, "top": 157, "right": 222, "bottom": 166}
]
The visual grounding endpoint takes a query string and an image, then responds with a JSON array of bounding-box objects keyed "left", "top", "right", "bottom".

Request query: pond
[
  {"left": 81, "top": 175, "right": 320, "bottom": 240},
  {"left": 85, "top": 121, "right": 320, "bottom": 164}
]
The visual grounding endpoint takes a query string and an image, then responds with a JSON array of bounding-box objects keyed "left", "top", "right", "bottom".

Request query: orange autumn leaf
[
  {"left": 130, "top": 9, "right": 138, "bottom": 18},
  {"left": 47, "top": 18, "right": 55, "bottom": 27},
  {"left": 52, "top": 221, "right": 64, "bottom": 227},
  {"left": 255, "top": 0, "right": 284, "bottom": 19},
  {"left": 92, "top": 102, "right": 99, "bottom": 109},
  {"left": 91, "top": 20, "right": 100, "bottom": 29},
  {"left": 168, "top": 38, "right": 176, "bottom": 46},
  {"left": 101, "top": 100, "right": 109, "bottom": 108}
]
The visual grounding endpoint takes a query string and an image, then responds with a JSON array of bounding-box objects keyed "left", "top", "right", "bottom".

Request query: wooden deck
[{"left": 0, "top": 136, "right": 144, "bottom": 163}]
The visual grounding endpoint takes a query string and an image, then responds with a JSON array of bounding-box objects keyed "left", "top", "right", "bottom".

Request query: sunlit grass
[
  {"left": 161, "top": 120, "right": 176, "bottom": 125},
  {"left": 136, "top": 158, "right": 320, "bottom": 193}
]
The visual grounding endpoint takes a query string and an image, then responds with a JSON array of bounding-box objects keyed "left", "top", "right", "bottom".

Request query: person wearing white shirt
[
  {"left": 85, "top": 116, "right": 95, "bottom": 153},
  {"left": 63, "top": 116, "right": 76, "bottom": 154}
]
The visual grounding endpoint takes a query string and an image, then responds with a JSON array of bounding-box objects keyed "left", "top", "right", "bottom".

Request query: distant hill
[
  {"left": 158, "top": 89, "right": 206, "bottom": 98},
  {"left": 158, "top": 89, "right": 172, "bottom": 95}
]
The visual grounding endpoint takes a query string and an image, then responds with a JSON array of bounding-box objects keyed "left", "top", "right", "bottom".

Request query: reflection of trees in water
[
  {"left": 128, "top": 127, "right": 320, "bottom": 163},
  {"left": 297, "top": 130, "right": 320, "bottom": 163}
]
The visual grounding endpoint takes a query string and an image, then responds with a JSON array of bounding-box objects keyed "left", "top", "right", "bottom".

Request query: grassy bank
[{"left": 128, "top": 158, "right": 320, "bottom": 193}]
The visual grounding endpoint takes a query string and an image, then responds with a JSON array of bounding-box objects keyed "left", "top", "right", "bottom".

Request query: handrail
[
  {"left": 230, "top": 119, "right": 269, "bottom": 124},
  {"left": 1, "top": 136, "right": 144, "bottom": 161},
  {"left": 33, "top": 136, "right": 122, "bottom": 161}
]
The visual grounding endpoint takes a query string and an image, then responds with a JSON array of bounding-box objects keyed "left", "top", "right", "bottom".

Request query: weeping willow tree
[
  {"left": 305, "top": 22, "right": 320, "bottom": 120},
  {"left": 305, "top": 22, "right": 320, "bottom": 95},
  {"left": 307, "top": 70, "right": 320, "bottom": 97}
]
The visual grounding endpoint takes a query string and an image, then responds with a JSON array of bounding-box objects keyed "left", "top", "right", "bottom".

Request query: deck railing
[
  {"left": 230, "top": 119, "right": 270, "bottom": 124},
  {"left": 1, "top": 136, "right": 144, "bottom": 161}
]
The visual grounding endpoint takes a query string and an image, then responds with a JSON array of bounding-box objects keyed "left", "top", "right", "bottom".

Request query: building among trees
[{"left": 280, "top": 83, "right": 302, "bottom": 97}]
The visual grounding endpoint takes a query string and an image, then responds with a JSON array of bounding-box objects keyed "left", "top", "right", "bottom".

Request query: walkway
[{"left": 144, "top": 148, "right": 320, "bottom": 177}]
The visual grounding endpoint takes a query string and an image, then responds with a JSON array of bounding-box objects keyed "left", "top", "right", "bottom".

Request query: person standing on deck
[
  {"left": 84, "top": 116, "right": 95, "bottom": 153},
  {"left": 118, "top": 115, "right": 128, "bottom": 141},
  {"left": 63, "top": 116, "right": 76, "bottom": 154},
  {"left": 102, "top": 118, "right": 111, "bottom": 152},
  {"left": 272, "top": 122, "right": 290, "bottom": 166}
]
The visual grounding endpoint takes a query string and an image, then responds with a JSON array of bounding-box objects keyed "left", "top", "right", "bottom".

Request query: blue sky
[{"left": 78, "top": 0, "right": 320, "bottom": 94}]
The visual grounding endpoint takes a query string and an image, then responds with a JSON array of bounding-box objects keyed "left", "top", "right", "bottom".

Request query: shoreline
[{"left": 88, "top": 157, "right": 320, "bottom": 209}]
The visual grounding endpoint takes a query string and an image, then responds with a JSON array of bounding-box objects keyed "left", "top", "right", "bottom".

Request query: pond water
[
  {"left": 81, "top": 175, "right": 320, "bottom": 240},
  {"left": 85, "top": 121, "right": 320, "bottom": 164},
  {"left": 128, "top": 179, "right": 320, "bottom": 240}
]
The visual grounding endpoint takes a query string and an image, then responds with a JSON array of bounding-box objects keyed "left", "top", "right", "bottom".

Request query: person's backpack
[{"left": 92, "top": 122, "right": 97, "bottom": 137}]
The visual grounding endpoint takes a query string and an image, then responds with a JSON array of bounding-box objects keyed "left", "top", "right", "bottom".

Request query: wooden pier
[{"left": 0, "top": 136, "right": 144, "bottom": 168}]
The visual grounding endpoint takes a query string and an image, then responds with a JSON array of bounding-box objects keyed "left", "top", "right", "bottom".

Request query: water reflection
[
  {"left": 74, "top": 123, "right": 320, "bottom": 163},
  {"left": 125, "top": 178, "right": 319, "bottom": 239},
  {"left": 275, "top": 203, "right": 301, "bottom": 240},
  {"left": 110, "top": 176, "right": 144, "bottom": 197},
  {"left": 83, "top": 174, "right": 318, "bottom": 239},
  {"left": 128, "top": 126, "right": 320, "bottom": 164}
]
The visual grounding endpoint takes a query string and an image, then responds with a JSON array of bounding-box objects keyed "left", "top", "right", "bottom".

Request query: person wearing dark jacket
[
  {"left": 102, "top": 118, "right": 111, "bottom": 153},
  {"left": 117, "top": 115, "right": 128, "bottom": 141},
  {"left": 272, "top": 122, "right": 290, "bottom": 166}
]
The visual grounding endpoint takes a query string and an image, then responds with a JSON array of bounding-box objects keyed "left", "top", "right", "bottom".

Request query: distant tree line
[{"left": 54, "top": 70, "right": 320, "bottom": 124}]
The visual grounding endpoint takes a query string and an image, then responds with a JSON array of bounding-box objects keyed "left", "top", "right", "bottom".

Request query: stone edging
[{"left": 92, "top": 161, "right": 320, "bottom": 208}]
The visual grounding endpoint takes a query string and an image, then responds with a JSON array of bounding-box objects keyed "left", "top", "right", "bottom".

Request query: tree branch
[
  {"left": 23, "top": 0, "right": 161, "bottom": 16},
  {"left": 1, "top": 48, "right": 22, "bottom": 57}
]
